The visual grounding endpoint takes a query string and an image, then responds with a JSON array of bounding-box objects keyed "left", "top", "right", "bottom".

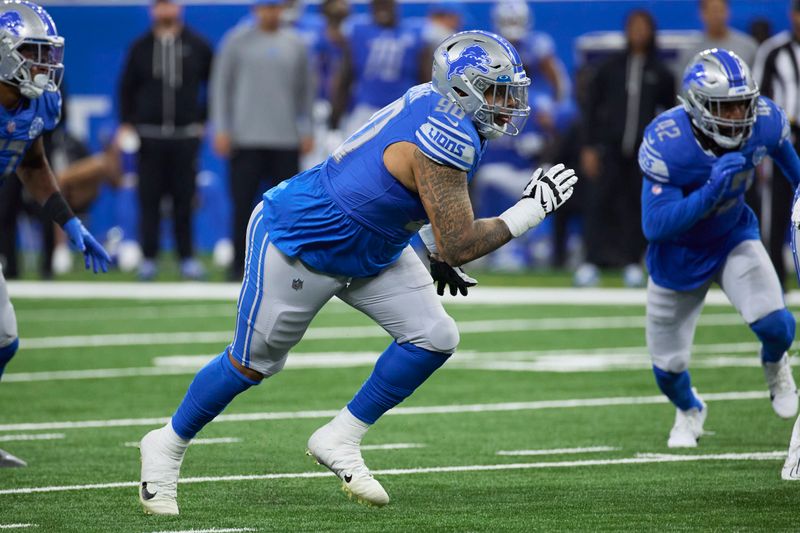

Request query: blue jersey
[
  {"left": 639, "top": 97, "right": 790, "bottom": 290},
  {"left": 0, "top": 90, "right": 61, "bottom": 177},
  {"left": 263, "top": 83, "right": 486, "bottom": 278},
  {"left": 309, "top": 30, "right": 346, "bottom": 102},
  {"left": 349, "top": 19, "right": 424, "bottom": 108}
]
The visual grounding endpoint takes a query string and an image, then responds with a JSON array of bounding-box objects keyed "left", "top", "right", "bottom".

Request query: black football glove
[{"left": 429, "top": 254, "right": 477, "bottom": 296}]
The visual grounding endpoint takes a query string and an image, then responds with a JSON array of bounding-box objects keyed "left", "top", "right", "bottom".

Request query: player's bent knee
[
  {"left": 0, "top": 336, "right": 19, "bottom": 366},
  {"left": 751, "top": 308, "right": 795, "bottom": 357},
  {"left": 652, "top": 352, "right": 690, "bottom": 374},
  {"left": 425, "top": 315, "right": 460, "bottom": 354}
]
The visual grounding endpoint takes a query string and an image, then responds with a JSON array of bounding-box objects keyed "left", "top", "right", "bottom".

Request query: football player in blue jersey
[
  {"left": 329, "top": 0, "right": 427, "bottom": 136},
  {"left": 639, "top": 48, "right": 800, "bottom": 448},
  {"left": 491, "top": 0, "right": 570, "bottom": 103},
  {"left": 138, "top": 30, "right": 578, "bottom": 514},
  {"left": 0, "top": 0, "right": 110, "bottom": 468}
]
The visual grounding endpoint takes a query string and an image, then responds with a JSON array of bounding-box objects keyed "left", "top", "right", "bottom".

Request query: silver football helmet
[
  {"left": 679, "top": 48, "right": 759, "bottom": 150},
  {"left": 491, "top": 0, "right": 531, "bottom": 43},
  {"left": 0, "top": 0, "right": 63, "bottom": 99},
  {"left": 432, "top": 30, "right": 530, "bottom": 140}
]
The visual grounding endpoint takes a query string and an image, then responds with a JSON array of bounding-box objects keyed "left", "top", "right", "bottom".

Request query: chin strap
[{"left": 19, "top": 73, "right": 48, "bottom": 99}]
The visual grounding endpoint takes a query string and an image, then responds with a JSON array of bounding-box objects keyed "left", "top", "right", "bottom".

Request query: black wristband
[{"left": 42, "top": 192, "right": 75, "bottom": 227}]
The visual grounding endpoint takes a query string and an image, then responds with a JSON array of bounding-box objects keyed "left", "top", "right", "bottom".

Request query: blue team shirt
[
  {"left": 349, "top": 19, "right": 424, "bottom": 108},
  {"left": 263, "top": 83, "right": 486, "bottom": 277},
  {"left": 639, "top": 97, "right": 790, "bottom": 290},
  {"left": 0, "top": 90, "right": 61, "bottom": 177}
]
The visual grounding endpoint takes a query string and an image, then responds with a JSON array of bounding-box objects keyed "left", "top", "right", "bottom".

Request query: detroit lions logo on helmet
[
  {"left": 682, "top": 63, "right": 706, "bottom": 91},
  {"left": 0, "top": 11, "right": 25, "bottom": 37},
  {"left": 444, "top": 45, "right": 491, "bottom": 81}
]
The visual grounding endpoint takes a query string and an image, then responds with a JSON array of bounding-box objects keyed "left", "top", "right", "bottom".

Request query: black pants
[
  {"left": 766, "top": 143, "right": 797, "bottom": 290},
  {"left": 583, "top": 149, "right": 646, "bottom": 267},
  {"left": 137, "top": 137, "right": 199, "bottom": 261},
  {"left": 229, "top": 148, "right": 298, "bottom": 279},
  {"left": 0, "top": 175, "right": 54, "bottom": 279}
]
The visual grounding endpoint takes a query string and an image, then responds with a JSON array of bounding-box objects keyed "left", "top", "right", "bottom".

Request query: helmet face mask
[
  {"left": 0, "top": 1, "right": 64, "bottom": 100},
  {"left": 472, "top": 75, "right": 530, "bottom": 137},
  {"left": 432, "top": 30, "right": 531, "bottom": 140},
  {"left": 680, "top": 48, "right": 758, "bottom": 150}
]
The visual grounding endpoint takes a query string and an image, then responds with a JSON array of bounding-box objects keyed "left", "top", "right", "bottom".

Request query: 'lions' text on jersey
[{"left": 263, "top": 83, "right": 485, "bottom": 278}]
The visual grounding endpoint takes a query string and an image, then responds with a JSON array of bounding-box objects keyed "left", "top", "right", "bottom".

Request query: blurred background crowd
[{"left": 3, "top": 0, "right": 798, "bottom": 287}]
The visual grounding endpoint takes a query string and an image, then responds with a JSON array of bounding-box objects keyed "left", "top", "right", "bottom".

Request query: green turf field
[{"left": 0, "top": 290, "right": 797, "bottom": 532}]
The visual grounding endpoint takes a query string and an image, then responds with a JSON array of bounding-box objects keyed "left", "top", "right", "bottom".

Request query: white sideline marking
[
  {"left": 361, "top": 443, "right": 426, "bottom": 451},
  {"left": 18, "top": 313, "right": 747, "bottom": 350},
  {"left": 147, "top": 529, "right": 256, "bottom": 533},
  {"left": 497, "top": 446, "right": 620, "bottom": 456},
  {"left": 2, "top": 342, "right": 768, "bottom": 383},
  {"left": 0, "top": 433, "right": 64, "bottom": 443},
  {"left": 0, "top": 451, "right": 785, "bottom": 496},
  {"left": 123, "top": 437, "right": 241, "bottom": 448},
  {"left": 13, "top": 281, "right": 800, "bottom": 306},
  {"left": 0, "top": 525, "right": 35, "bottom": 530},
  {"left": 15, "top": 304, "right": 236, "bottom": 323},
  {"left": 0, "top": 390, "right": 768, "bottom": 433}
]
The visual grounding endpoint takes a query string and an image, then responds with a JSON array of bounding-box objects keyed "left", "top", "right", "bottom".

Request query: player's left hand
[
  {"left": 63, "top": 217, "right": 111, "bottom": 274},
  {"left": 429, "top": 254, "right": 477, "bottom": 296}
]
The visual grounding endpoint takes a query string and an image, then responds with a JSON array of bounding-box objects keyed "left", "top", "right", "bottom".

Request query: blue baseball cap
[{"left": 253, "top": 0, "right": 285, "bottom": 6}]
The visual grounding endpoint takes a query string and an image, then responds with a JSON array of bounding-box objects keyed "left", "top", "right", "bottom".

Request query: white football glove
[
  {"left": 792, "top": 193, "right": 800, "bottom": 230},
  {"left": 499, "top": 163, "right": 579, "bottom": 237}
]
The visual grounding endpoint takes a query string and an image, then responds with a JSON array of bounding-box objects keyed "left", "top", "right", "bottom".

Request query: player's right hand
[
  {"left": 792, "top": 191, "right": 800, "bottom": 230},
  {"left": 522, "top": 163, "right": 578, "bottom": 214},
  {"left": 707, "top": 152, "right": 746, "bottom": 201}
]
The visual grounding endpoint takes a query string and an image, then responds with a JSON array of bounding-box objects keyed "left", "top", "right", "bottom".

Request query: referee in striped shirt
[{"left": 752, "top": 1, "right": 800, "bottom": 289}]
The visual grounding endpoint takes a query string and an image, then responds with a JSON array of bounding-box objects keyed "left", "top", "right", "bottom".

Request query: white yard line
[
  {"left": 0, "top": 433, "right": 64, "bottom": 443},
  {"left": 361, "top": 443, "right": 426, "bottom": 451},
  {"left": 15, "top": 304, "right": 236, "bottom": 323},
  {"left": 2, "top": 342, "right": 769, "bottom": 382},
  {"left": 0, "top": 390, "right": 768, "bottom": 433},
  {"left": 17, "top": 313, "right": 748, "bottom": 351},
  {"left": 13, "top": 281, "right": 800, "bottom": 306},
  {"left": 0, "top": 525, "right": 35, "bottom": 530},
  {"left": 497, "top": 446, "right": 620, "bottom": 456},
  {"left": 0, "top": 451, "right": 785, "bottom": 496},
  {"left": 123, "top": 437, "right": 241, "bottom": 448},
  {"left": 148, "top": 529, "right": 257, "bottom": 533}
]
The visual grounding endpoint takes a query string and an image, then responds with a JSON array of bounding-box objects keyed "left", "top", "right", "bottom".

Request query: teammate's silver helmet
[
  {"left": 679, "top": 48, "right": 758, "bottom": 150},
  {"left": 0, "top": 0, "right": 63, "bottom": 99},
  {"left": 432, "top": 30, "right": 530, "bottom": 140},
  {"left": 491, "top": 0, "right": 530, "bottom": 43}
]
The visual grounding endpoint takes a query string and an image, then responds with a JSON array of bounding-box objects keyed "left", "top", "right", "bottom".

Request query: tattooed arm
[{"left": 412, "top": 149, "right": 512, "bottom": 267}]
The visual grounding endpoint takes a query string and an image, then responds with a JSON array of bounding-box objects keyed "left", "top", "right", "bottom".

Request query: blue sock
[
  {"left": 171, "top": 349, "right": 260, "bottom": 439},
  {"left": 653, "top": 366, "right": 702, "bottom": 411},
  {"left": 0, "top": 338, "right": 19, "bottom": 381},
  {"left": 750, "top": 308, "right": 795, "bottom": 364},
  {"left": 348, "top": 341, "right": 450, "bottom": 425}
]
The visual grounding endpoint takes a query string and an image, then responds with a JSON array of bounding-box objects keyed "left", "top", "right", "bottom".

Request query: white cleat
[
  {"left": 764, "top": 354, "right": 798, "bottom": 419},
  {"left": 0, "top": 448, "right": 26, "bottom": 468},
  {"left": 307, "top": 422, "right": 390, "bottom": 507},
  {"left": 667, "top": 398, "right": 707, "bottom": 448},
  {"left": 139, "top": 426, "right": 187, "bottom": 516},
  {"left": 782, "top": 414, "right": 800, "bottom": 480}
]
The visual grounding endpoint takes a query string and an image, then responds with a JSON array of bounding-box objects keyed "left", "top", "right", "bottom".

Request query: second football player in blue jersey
[
  {"left": 0, "top": 0, "right": 110, "bottom": 468},
  {"left": 638, "top": 48, "right": 800, "bottom": 448}
]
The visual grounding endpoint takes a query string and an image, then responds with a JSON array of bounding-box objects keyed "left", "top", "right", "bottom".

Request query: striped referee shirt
[{"left": 754, "top": 31, "right": 800, "bottom": 126}]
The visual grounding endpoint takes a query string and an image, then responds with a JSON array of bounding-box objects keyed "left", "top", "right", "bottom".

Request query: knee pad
[
  {"left": 423, "top": 315, "right": 460, "bottom": 354},
  {"left": 651, "top": 350, "right": 690, "bottom": 374},
  {"left": 751, "top": 308, "right": 795, "bottom": 361}
]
